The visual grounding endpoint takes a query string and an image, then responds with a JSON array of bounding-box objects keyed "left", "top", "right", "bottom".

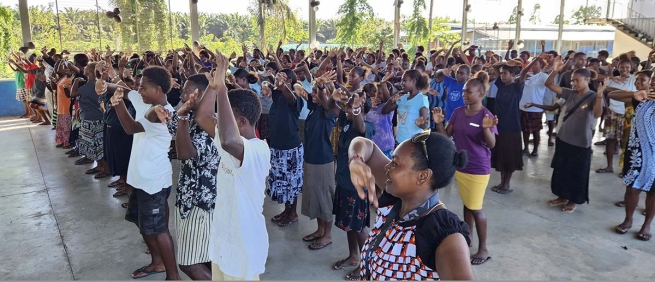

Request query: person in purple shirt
[{"left": 433, "top": 71, "right": 498, "bottom": 266}]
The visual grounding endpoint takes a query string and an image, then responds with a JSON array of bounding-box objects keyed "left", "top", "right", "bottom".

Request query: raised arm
[
  {"left": 109, "top": 88, "right": 145, "bottom": 135},
  {"left": 608, "top": 90, "right": 636, "bottom": 104},
  {"left": 545, "top": 56, "right": 566, "bottom": 95},
  {"left": 209, "top": 52, "right": 245, "bottom": 161}
]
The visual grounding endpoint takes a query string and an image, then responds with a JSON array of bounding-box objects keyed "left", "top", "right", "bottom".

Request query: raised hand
[
  {"left": 552, "top": 56, "right": 565, "bottom": 71},
  {"left": 261, "top": 82, "right": 273, "bottom": 98},
  {"left": 390, "top": 93, "right": 402, "bottom": 103},
  {"left": 153, "top": 104, "right": 173, "bottom": 124},
  {"left": 331, "top": 88, "right": 349, "bottom": 103},
  {"left": 170, "top": 77, "right": 181, "bottom": 89},
  {"left": 431, "top": 107, "right": 445, "bottom": 124},
  {"left": 415, "top": 116, "right": 429, "bottom": 128},
  {"left": 95, "top": 80, "right": 107, "bottom": 96},
  {"left": 371, "top": 97, "right": 381, "bottom": 108},
  {"left": 74, "top": 77, "right": 86, "bottom": 84},
  {"left": 482, "top": 114, "right": 498, "bottom": 128},
  {"left": 508, "top": 40, "right": 514, "bottom": 49},
  {"left": 293, "top": 83, "right": 308, "bottom": 100},
  {"left": 596, "top": 78, "right": 608, "bottom": 98},
  {"left": 275, "top": 72, "right": 288, "bottom": 88},
  {"left": 110, "top": 88, "right": 124, "bottom": 106}
]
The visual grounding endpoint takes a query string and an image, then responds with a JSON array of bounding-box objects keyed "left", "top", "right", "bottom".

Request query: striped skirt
[
  {"left": 78, "top": 120, "right": 104, "bottom": 161},
  {"left": 174, "top": 207, "right": 213, "bottom": 266}
]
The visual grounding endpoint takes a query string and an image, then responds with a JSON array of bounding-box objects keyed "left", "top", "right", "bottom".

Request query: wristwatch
[{"left": 178, "top": 115, "right": 190, "bottom": 121}]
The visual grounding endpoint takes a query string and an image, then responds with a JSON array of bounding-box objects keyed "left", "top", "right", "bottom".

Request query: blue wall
[{"left": 0, "top": 79, "right": 26, "bottom": 117}]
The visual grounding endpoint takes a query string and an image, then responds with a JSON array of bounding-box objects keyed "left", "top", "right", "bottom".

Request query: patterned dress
[
  {"left": 623, "top": 100, "right": 655, "bottom": 192},
  {"left": 360, "top": 194, "right": 471, "bottom": 280}
]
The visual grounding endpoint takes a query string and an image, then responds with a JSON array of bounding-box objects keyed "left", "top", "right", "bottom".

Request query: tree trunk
[
  {"left": 428, "top": 0, "right": 434, "bottom": 48},
  {"left": 259, "top": 1, "right": 266, "bottom": 49}
]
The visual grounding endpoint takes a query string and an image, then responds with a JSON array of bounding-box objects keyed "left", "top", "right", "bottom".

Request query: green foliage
[
  {"left": 552, "top": 15, "right": 570, "bottom": 25},
  {"left": 507, "top": 6, "right": 519, "bottom": 24},
  {"left": 335, "top": 0, "right": 374, "bottom": 45},
  {"left": 571, "top": 5, "right": 603, "bottom": 25},
  {"left": 529, "top": 4, "right": 541, "bottom": 25},
  {"left": 406, "top": 0, "right": 429, "bottom": 47},
  {"left": 0, "top": 5, "right": 19, "bottom": 78}
]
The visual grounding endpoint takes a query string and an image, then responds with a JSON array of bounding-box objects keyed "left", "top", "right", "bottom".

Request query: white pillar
[
  {"left": 393, "top": 0, "right": 401, "bottom": 47},
  {"left": 514, "top": 0, "right": 522, "bottom": 51},
  {"left": 461, "top": 0, "right": 468, "bottom": 44},
  {"left": 309, "top": 0, "right": 316, "bottom": 45},
  {"left": 189, "top": 0, "right": 200, "bottom": 42},
  {"left": 556, "top": 0, "right": 565, "bottom": 53},
  {"left": 19, "top": 0, "right": 31, "bottom": 46}
]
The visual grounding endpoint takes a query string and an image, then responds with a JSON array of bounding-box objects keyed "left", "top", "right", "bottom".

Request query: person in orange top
[{"left": 55, "top": 60, "right": 73, "bottom": 148}]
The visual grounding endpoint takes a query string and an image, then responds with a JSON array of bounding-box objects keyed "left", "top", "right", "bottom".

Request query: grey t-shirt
[
  {"left": 78, "top": 80, "right": 104, "bottom": 121},
  {"left": 558, "top": 88, "right": 597, "bottom": 148}
]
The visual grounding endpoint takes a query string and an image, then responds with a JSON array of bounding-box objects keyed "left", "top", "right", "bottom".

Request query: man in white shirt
[
  {"left": 519, "top": 56, "right": 549, "bottom": 157},
  {"left": 596, "top": 60, "right": 636, "bottom": 174},
  {"left": 110, "top": 66, "right": 180, "bottom": 280},
  {"left": 192, "top": 53, "right": 271, "bottom": 281}
]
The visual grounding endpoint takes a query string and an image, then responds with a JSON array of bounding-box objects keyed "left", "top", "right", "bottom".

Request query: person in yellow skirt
[{"left": 433, "top": 71, "right": 498, "bottom": 266}]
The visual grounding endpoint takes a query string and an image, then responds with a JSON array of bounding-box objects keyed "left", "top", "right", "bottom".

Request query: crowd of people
[{"left": 6, "top": 37, "right": 655, "bottom": 281}]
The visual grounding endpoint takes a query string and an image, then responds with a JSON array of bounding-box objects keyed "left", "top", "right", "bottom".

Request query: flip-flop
[
  {"left": 85, "top": 168, "right": 102, "bottom": 175},
  {"left": 303, "top": 234, "right": 322, "bottom": 242},
  {"left": 494, "top": 188, "right": 513, "bottom": 195},
  {"left": 108, "top": 180, "right": 123, "bottom": 188},
  {"left": 68, "top": 152, "right": 80, "bottom": 158},
  {"left": 615, "top": 201, "right": 626, "bottom": 207},
  {"left": 271, "top": 214, "right": 286, "bottom": 222},
  {"left": 530, "top": 152, "right": 538, "bottom": 157},
  {"left": 471, "top": 256, "right": 491, "bottom": 265},
  {"left": 596, "top": 168, "right": 614, "bottom": 173},
  {"left": 308, "top": 241, "right": 332, "bottom": 250},
  {"left": 131, "top": 266, "right": 165, "bottom": 279},
  {"left": 121, "top": 203, "right": 128, "bottom": 208},
  {"left": 637, "top": 233, "right": 652, "bottom": 241},
  {"left": 75, "top": 158, "right": 94, "bottom": 165},
  {"left": 615, "top": 225, "right": 632, "bottom": 234},
  {"left": 562, "top": 205, "right": 577, "bottom": 213},
  {"left": 94, "top": 172, "right": 111, "bottom": 179},
  {"left": 345, "top": 273, "right": 362, "bottom": 281},
  {"left": 65, "top": 149, "right": 76, "bottom": 155},
  {"left": 549, "top": 199, "right": 568, "bottom": 207},
  {"left": 333, "top": 259, "right": 357, "bottom": 270},
  {"left": 113, "top": 190, "right": 129, "bottom": 197},
  {"left": 278, "top": 218, "right": 298, "bottom": 227}
]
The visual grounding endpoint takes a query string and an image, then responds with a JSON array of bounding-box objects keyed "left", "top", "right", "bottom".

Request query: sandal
[
  {"left": 271, "top": 213, "right": 286, "bottom": 222},
  {"left": 493, "top": 188, "right": 513, "bottom": 194},
  {"left": 549, "top": 199, "right": 568, "bottom": 207},
  {"left": 85, "top": 168, "right": 102, "bottom": 175},
  {"left": 65, "top": 149, "right": 76, "bottom": 155},
  {"left": 94, "top": 171, "right": 111, "bottom": 179},
  {"left": 303, "top": 234, "right": 323, "bottom": 242},
  {"left": 68, "top": 152, "right": 80, "bottom": 158},
  {"left": 615, "top": 201, "right": 626, "bottom": 207},
  {"left": 615, "top": 224, "right": 632, "bottom": 234},
  {"left": 75, "top": 158, "right": 94, "bottom": 165},
  {"left": 333, "top": 259, "right": 358, "bottom": 270},
  {"left": 131, "top": 265, "right": 165, "bottom": 279},
  {"left": 530, "top": 152, "right": 538, "bottom": 157},
  {"left": 113, "top": 190, "right": 129, "bottom": 197},
  {"left": 637, "top": 233, "right": 652, "bottom": 241},
  {"left": 471, "top": 256, "right": 492, "bottom": 265},
  {"left": 345, "top": 273, "right": 362, "bottom": 281},
  {"left": 308, "top": 241, "right": 332, "bottom": 250},
  {"left": 121, "top": 202, "right": 128, "bottom": 208},
  {"left": 595, "top": 168, "right": 614, "bottom": 173},
  {"left": 278, "top": 218, "right": 298, "bottom": 227},
  {"left": 62, "top": 144, "right": 73, "bottom": 149},
  {"left": 562, "top": 205, "right": 577, "bottom": 213}
]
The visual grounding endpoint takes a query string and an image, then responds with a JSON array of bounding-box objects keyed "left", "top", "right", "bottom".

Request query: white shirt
[
  {"left": 487, "top": 79, "right": 498, "bottom": 98},
  {"left": 209, "top": 126, "right": 271, "bottom": 280},
  {"left": 126, "top": 90, "right": 174, "bottom": 194},
  {"left": 606, "top": 75, "right": 636, "bottom": 115},
  {"left": 299, "top": 79, "right": 313, "bottom": 120},
  {"left": 519, "top": 72, "right": 549, "bottom": 113}
]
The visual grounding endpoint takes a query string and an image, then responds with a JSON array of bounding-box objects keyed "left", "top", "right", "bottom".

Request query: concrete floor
[{"left": 2, "top": 116, "right": 655, "bottom": 280}]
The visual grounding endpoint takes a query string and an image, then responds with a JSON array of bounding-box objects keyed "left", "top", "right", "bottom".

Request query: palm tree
[{"left": 257, "top": 0, "right": 293, "bottom": 48}]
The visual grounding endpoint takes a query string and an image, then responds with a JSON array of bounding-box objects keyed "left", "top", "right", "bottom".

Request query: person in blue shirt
[
  {"left": 441, "top": 65, "right": 471, "bottom": 121},
  {"left": 381, "top": 69, "right": 430, "bottom": 144}
]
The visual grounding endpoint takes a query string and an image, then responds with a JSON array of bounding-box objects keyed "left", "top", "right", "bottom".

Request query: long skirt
[
  {"left": 266, "top": 144, "right": 304, "bottom": 204},
  {"left": 491, "top": 132, "right": 524, "bottom": 172},
  {"left": 333, "top": 186, "right": 370, "bottom": 233},
  {"left": 105, "top": 125, "right": 133, "bottom": 176},
  {"left": 301, "top": 162, "right": 336, "bottom": 221},
  {"left": 78, "top": 120, "right": 104, "bottom": 161},
  {"left": 55, "top": 114, "right": 71, "bottom": 146},
  {"left": 551, "top": 138, "right": 591, "bottom": 204}
]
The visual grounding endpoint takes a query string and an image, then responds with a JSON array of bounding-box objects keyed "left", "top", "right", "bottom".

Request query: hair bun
[{"left": 453, "top": 150, "right": 469, "bottom": 169}]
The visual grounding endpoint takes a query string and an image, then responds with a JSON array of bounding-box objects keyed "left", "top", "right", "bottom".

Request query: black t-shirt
[
  {"left": 377, "top": 192, "right": 472, "bottom": 270},
  {"left": 103, "top": 90, "right": 136, "bottom": 127},
  {"left": 494, "top": 79, "right": 524, "bottom": 133},
  {"left": 304, "top": 96, "right": 337, "bottom": 164},
  {"left": 336, "top": 110, "right": 376, "bottom": 190},
  {"left": 167, "top": 73, "right": 182, "bottom": 107},
  {"left": 268, "top": 90, "right": 303, "bottom": 150}
]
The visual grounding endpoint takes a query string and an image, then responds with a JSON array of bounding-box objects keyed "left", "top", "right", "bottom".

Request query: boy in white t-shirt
[
  {"left": 109, "top": 66, "right": 180, "bottom": 280},
  {"left": 190, "top": 52, "right": 271, "bottom": 281}
]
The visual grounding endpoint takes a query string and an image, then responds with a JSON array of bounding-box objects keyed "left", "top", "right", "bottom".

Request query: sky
[{"left": 2, "top": 0, "right": 624, "bottom": 25}]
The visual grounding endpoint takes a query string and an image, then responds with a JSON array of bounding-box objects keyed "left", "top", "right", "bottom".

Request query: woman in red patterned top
[{"left": 347, "top": 132, "right": 474, "bottom": 280}]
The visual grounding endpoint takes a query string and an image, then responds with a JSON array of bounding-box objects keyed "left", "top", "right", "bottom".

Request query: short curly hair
[
  {"left": 228, "top": 89, "right": 261, "bottom": 126},
  {"left": 142, "top": 66, "right": 172, "bottom": 94}
]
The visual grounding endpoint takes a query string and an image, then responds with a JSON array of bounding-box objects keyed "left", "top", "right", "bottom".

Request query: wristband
[
  {"left": 178, "top": 115, "right": 190, "bottom": 121},
  {"left": 352, "top": 107, "right": 362, "bottom": 116}
]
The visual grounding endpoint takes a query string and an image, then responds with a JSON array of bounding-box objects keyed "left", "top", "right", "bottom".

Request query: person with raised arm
[
  {"left": 544, "top": 56, "right": 605, "bottom": 213},
  {"left": 191, "top": 52, "right": 271, "bottom": 281}
]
